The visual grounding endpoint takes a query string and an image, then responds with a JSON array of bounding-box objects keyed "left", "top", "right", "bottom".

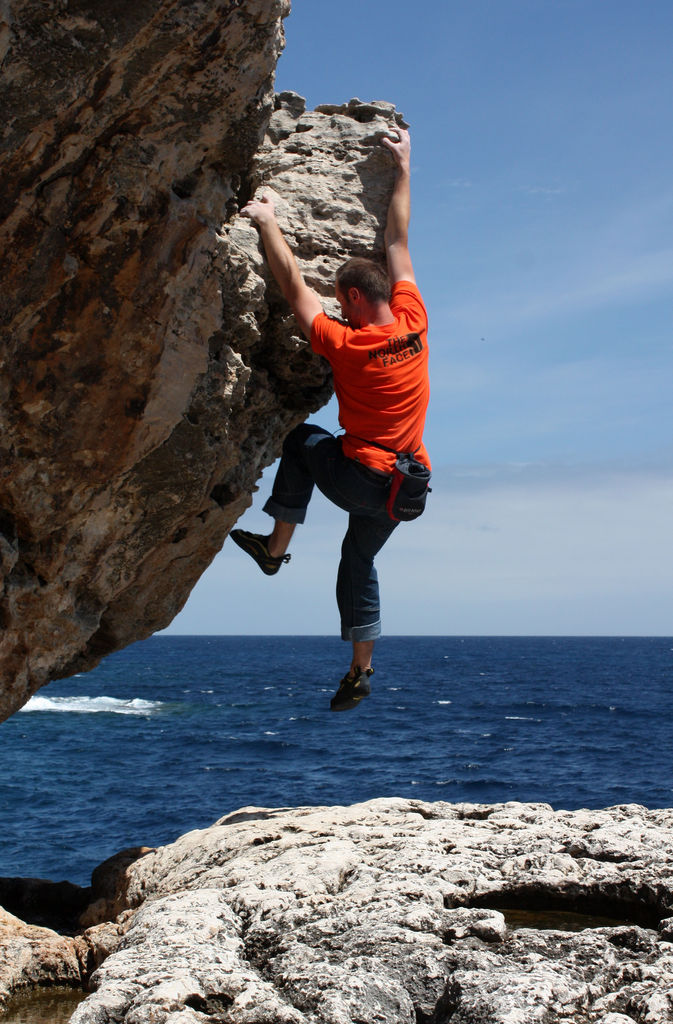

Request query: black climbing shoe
[
  {"left": 330, "top": 665, "right": 373, "bottom": 712},
  {"left": 229, "top": 530, "right": 291, "bottom": 576}
]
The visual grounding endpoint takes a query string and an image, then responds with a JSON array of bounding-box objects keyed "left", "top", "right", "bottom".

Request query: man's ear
[{"left": 347, "top": 286, "right": 361, "bottom": 304}]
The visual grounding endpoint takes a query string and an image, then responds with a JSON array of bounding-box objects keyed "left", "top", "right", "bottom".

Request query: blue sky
[{"left": 166, "top": 0, "right": 672, "bottom": 636}]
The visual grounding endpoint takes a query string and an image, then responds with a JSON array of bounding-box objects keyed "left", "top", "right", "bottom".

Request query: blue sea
[{"left": 1, "top": 635, "right": 671, "bottom": 887}]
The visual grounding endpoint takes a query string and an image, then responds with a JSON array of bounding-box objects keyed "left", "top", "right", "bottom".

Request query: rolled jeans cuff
[
  {"left": 262, "top": 496, "right": 307, "bottom": 525},
  {"left": 342, "top": 619, "right": 381, "bottom": 643}
]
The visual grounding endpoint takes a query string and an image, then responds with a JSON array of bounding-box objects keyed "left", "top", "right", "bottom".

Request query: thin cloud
[
  {"left": 378, "top": 462, "right": 673, "bottom": 635},
  {"left": 519, "top": 184, "right": 566, "bottom": 196},
  {"left": 165, "top": 461, "right": 673, "bottom": 638},
  {"left": 447, "top": 243, "right": 673, "bottom": 337}
]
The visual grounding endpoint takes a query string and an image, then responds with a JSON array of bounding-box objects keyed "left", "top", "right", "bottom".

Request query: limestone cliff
[{"left": 0, "top": 0, "right": 405, "bottom": 719}]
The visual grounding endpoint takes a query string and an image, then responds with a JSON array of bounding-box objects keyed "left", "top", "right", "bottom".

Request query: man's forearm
[
  {"left": 243, "top": 195, "right": 323, "bottom": 338},
  {"left": 384, "top": 163, "right": 411, "bottom": 249},
  {"left": 384, "top": 158, "right": 415, "bottom": 283},
  {"left": 257, "top": 218, "right": 305, "bottom": 305}
]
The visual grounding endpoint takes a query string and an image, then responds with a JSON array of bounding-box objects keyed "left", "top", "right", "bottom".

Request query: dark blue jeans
[{"left": 263, "top": 424, "right": 398, "bottom": 642}]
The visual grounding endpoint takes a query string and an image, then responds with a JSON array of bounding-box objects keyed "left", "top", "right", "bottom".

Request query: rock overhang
[{"left": 0, "top": 1, "right": 406, "bottom": 718}]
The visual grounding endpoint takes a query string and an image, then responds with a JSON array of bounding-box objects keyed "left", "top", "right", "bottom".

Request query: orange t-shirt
[{"left": 310, "top": 280, "right": 431, "bottom": 474}]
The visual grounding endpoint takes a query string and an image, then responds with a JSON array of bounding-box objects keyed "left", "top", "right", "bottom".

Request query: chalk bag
[{"left": 386, "top": 453, "right": 432, "bottom": 522}]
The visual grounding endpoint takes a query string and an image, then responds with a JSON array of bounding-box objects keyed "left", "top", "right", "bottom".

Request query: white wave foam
[{"left": 20, "top": 695, "right": 163, "bottom": 715}]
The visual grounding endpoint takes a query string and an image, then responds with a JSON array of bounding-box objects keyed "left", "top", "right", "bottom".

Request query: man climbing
[{"left": 231, "top": 127, "right": 430, "bottom": 711}]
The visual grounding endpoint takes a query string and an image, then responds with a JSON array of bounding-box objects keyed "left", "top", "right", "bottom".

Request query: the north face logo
[{"left": 368, "top": 332, "right": 423, "bottom": 366}]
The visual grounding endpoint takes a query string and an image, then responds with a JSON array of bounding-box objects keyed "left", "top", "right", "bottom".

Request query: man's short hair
[{"left": 336, "top": 257, "right": 391, "bottom": 304}]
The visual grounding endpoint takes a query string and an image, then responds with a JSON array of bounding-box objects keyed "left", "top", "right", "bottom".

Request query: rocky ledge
[{"left": 1, "top": 799, "right": 672, "bottom": 1023}]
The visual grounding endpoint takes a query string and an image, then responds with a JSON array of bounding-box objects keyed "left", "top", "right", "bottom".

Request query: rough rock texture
[
  {"left": 0, "top": 907, "right": 82, "bottom": 994},
  {"left": 2, "top": 799, "right": 673, "bottom": 1022},
  {"left": 0, "top": 0, "right": 405, "bottom": 719}
]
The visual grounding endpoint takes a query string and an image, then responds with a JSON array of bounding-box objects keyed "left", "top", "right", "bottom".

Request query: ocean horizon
[{"left": 1, "top": 634, "right": 671, "bottom": 887}]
